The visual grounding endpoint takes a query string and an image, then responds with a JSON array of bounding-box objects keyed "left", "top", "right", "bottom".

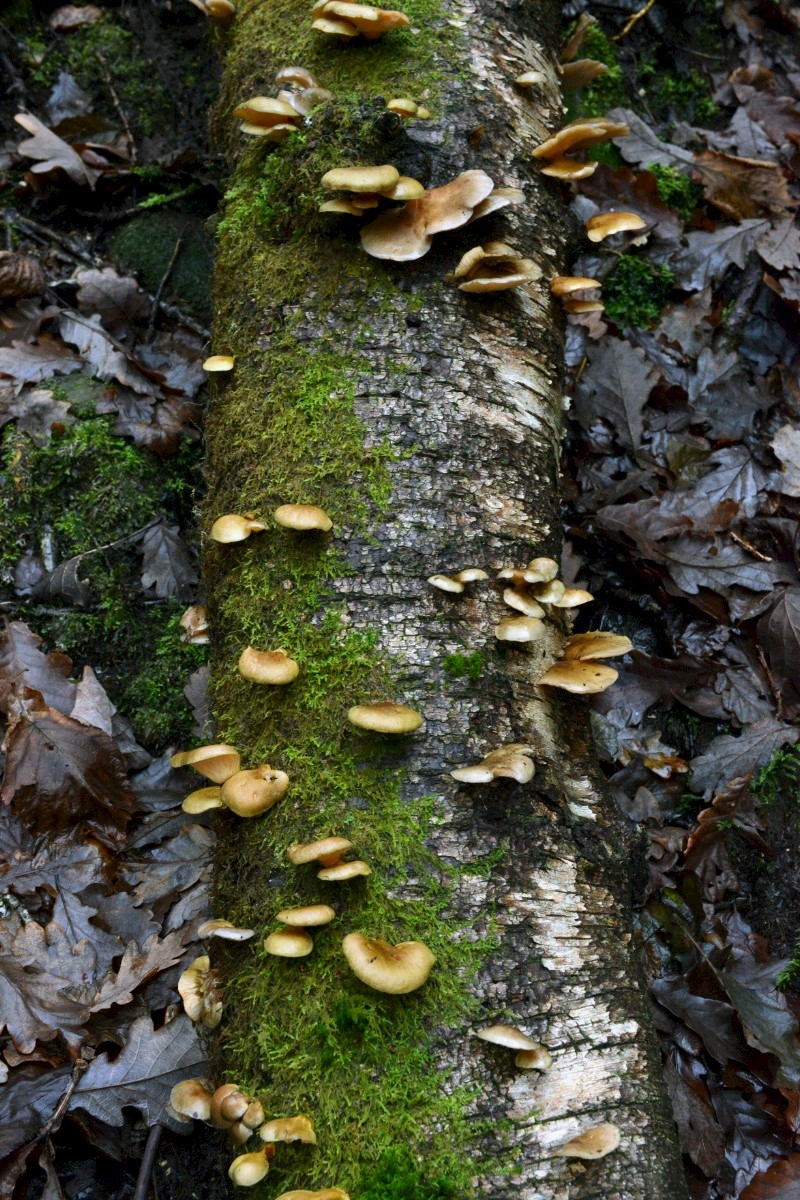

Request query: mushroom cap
[
  {"left": 317, "top": 859, "right": 371, "bottom": 881},
  {"left": 563, "top": 299, "right": 605, "bottom": 313},
  {"left": 476, "top": 1023, "right": 539, "bottom": 1050},
  {"left": 211, "top": 1083, "right": 249, "bottom": 1127},
  {"left": 451, "top": 746, "right": 534, "bottom": 785},
  {"left": 221, "top": 766, "right": 290, "bottom": 818},
  {"left": 240, "top": 121, "right": 297, "bottom": 141},
  {"left": 276, "top": 65, "right": 318, "bottom": 87},
  {"left": 178, "top": 956, "right": 215, "bottom": 1023},
  {"left": 322, "top": 164, "right": 400, "bottom": 194},
  {"left": 233, "top": 97, "right": 300, "bottom": 127},
  {"left": 550, "top": 275, "right": 601, "bottom": 295},
  {"left": 533, "top": 579, "right": 565, "bottom": 604},
  {"left": 182, "top": 786, "right": 225, "bottom": 814},
  {"left": 561, "top": 58, "right": 607, "bottom": 90},
  {"left": 238, "top": 647, "right": 300, "bottom": 685},
  {"left": 387, "top": 97, "right": 418, "bottom": 116},
  {"left": 342, "top": 933, "right": 435, "bottom": 993},
  {"left": 274, "top": 1192, "right": 350, "bottom": 1200},
  {"left": 383, "top": 176, "right": 426, "bottom": 201},
  {"left": 230, "top": 1119, "right": 256, "bottom": 1146},
  {"left": 259, "top": 1115, "right": 317, "bottom": 1144},
  {"left": 515, "top": 1045, "right": 553, "bottom": 1070},
  {"left": 533, "top": 118, "right": 629, "bottom": 160},
  {"left": 228, "top": 1149, "right": 270, "bottom": 1187},
  {"left": 537, "top": 661, "right": 618, "bottom": 693},
  {"left": 468, "top": 186, "right": 524, "bottom": 223},
  {"left": 563, "top": 632, "right": 632, "bottom": 661},
  {"left": 552, "top": 587, "right": 594, "bottom": 608},
  {"left": 320, "top": 0, "right": 408, "bottom": 36},
  {"left": 495, "top": 616, "right": 545, "bottom": 643},
  {"left": 170, "top": 1079, "right": 213, "bottom": 1121},
  {"left": 515, "top": 69, "right": 547, "bottom": 86},
  {"left": 540, "top": 157, "right": 598, "bottom": 181},
  {"left": 503, "top": 588, "right": 545, "bottom": 618},
  {"left": 312, "top": 15, "right": 360, "bottom": 35},
  {"left": 427, "top": 574, "right": 464, "bottom": 593},
  {"left": 320, "top": 199, "right": 366, "bottom": 216},
  {"left": 197, "top": 918, "right": 256, "bottom": 941},
  {"left": 273, "top": 503, "right": 333, "bottom": 531},
  {"left": 347, "top": 701, "right": 423, "bottom": 733},
  {"left": 553, "top": 1122, "right": 621, "bottom": 1160},
  {"left": 203, "top": 354, "right": 235, "bottom": 372},
  {"left": 276, "top": 904, "right": 336, "bottom": 927},
  {"left": 586, "top": 211, "right": 647, "bottom": 242},
  {"left": 458, "top": 269, "right": 535, "bottom": 294},
  {"left": 206, "top": 0, "right": 235, "bottom": 18},
  {"left": 210, "top": 514, "right": 267, "bottom": 544},
  {"left": 171, "top": 744, "right": 240, "bottom": 783},
  {"left": 361, "top": 170, "right": 494, "bottom": 261},
  {"left": 527, "top": 557, "right": 559, "bottom": 580},
  {"left": 455, "top": 568, "right": 489, "bottom": 582},
  {"left": 287, "top": 836, "right": 353, "bottom": 865},
  {"left": 264, "top": 928, "right": 314, "bottom": 957},
  {"left": 242, "top": 1099, "right": 265, "bottom": 1129}
]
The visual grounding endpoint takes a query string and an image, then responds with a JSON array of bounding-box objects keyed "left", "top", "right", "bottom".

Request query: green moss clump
[
  {"left": 752, "top": 745, "right": 800, "bottom": 807},
  {"left": 108, "top": 212, "right": 213, "bottom": 319},
  {"left": 359, "top": 1148, "right": 458, "bottom": 1199},
  {"left": 604, "top": 255, "right": 675, "bottom": 328},
  {"left": 570, "top": 26, "right": 628, "bottom": 118},
  {"left": 637, "top": 58, "right": 717, "bottom": 124},
  {"left": 443, "top": 651, "right": 483, "bottom": 682},
  {"left": 647, "top": 164, "right": 704, "bottom": 222}
]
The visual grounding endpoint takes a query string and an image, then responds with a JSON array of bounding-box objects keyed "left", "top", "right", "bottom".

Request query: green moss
[
  {"left": 569, "top": 25, "right": 628, "bottom": 119},
  {"left": 359, "top": 1148, "right": 458, "bottom": 1199},
  {"left": 753, "top": 745, "right": 800, "bottom": 807},
  {"left": 443, "top": 651, "right": 483, "bottom": 682},
  {"left": 647, "top": 164, "right": 704, "bottom": 222},
  {"left": 603, "top": 254, "right": 675, "bottom": 328},
  {"left": 108, "top": 212, "right": 213, "bottom": 319},
  {"left": 637, "top": 57, "right": 717, "bottom": 124},
  {"left": 777, "top": 935, "right": 800, "bottom": 991}
]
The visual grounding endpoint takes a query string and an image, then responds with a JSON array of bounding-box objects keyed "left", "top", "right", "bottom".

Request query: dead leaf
[
  {"left": 140, "top": 523, "right": 198, "bottom": 600},
  {"left": 693, "top": 151, "right": 796, "bottom": 219},
  {"left": 720, "top": 956, "right": 800, "bottom": 1088},
  {"left": 57, "top": 312, "right": 156, "bottom": 396},
  {"left": 6, "top": 387, "right": 73, "bottom": 443},
  {"left": 608, "top": 107, "right": 694, "bottom": 169},
  {"left": 185, "top": 665, "right": 212, "bottom": 740},
  {"left": 122, "top": 823, "right": 214, "bottom": 916},
  {"left": 758, "top": 217, "right": 800, "bottom": 271},
  {"left": 49, "top": 4, "right": 103, "bottom": 30},
  {"left": 663, "top": 1046, "right": 726, "bottom": 1177},
  {"left": 690, "top": 718, "right": 800, "bottom": 798},
  {"left": 74, "top": 268, "right": 149, "bottom": 333},
  {"left": 0, "top": 1066, "right": 72, "bottom": 1160},
  {"left": 740, "top": 1154, "right": 800, "bottom": 1199},
  {"left": 89, "top": 931, "right": 186, "bottom": 1012},
  {"left": 575, "top": 337, "right": 660, "bottom": 452},
  {"left": 0, "top": 622, "right": 76, "bottom": 717},
  {"left": 757, "top": 588, "right": 800, "bottom": 718},
  {"left": 47, "top": 72, "right": 92, "bottom": 125},
  {"left": 0, "top": 337, "right": 81, "bottom": 393},
  {"left": 14, "top": 112, "right": 98, "bottom": 188},
  {"left": 70, "top": 665, "right": 116, "bottom": 735},
  {"left": 0, "top": 914, "right": 89, "bottom": 1053},
  {"left": 671, "top": 219, "right": 772, "bottom": 290},
  {"left": 770, "top": 425, "right": 800, "bottom": 496}
]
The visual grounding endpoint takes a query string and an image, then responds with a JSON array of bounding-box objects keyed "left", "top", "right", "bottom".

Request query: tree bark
[{"left": 204, "top": 0, "right": 687, "bottom": 1196}]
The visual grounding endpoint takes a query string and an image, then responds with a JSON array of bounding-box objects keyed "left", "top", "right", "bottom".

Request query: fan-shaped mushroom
[{"left": 342, "top": 933, "right": 435, "bottom": 993}]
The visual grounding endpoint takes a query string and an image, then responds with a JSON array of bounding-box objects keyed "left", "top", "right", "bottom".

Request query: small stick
[
  {"left": 614, "top": 0, "right": 657, "bottom": 39},
  {"left": 146, "top": 235, "right": 183, "bottom": 342},
  {"left": 38, "top": 1059, "right": 88, "bottom": 1143},
  {"left": 95, "top": 50, "right": 137, "bottom": 164},
  {"left": 133, "top": 1124, "right": 164, "bottom": 1200},
  {"left": 729, "top": 530, "right": 772, "bottom": 562}
]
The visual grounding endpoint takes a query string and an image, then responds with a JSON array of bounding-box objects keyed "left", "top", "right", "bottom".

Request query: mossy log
[{"left": 203, "top": 0, "right": 687, "bottom": 1196}]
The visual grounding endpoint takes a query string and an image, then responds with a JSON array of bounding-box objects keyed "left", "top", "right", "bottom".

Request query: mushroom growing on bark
[
  {"left": 553, "top": 1122, "right": 621, "bottom": 1159},
  {"left": 342, "top": 933, "right": 435, "bottom": 993},
  {"left": 586, "top": 211, "right": 647, "bottom": 242},
  {"left": 446, "top": 242, "right": 542, "bottom": 294},
  {"left": 210, "top": 514, "right": 267, "bottom": 544},
  {"left": 476, "top": 1024, "right": 553, "bottom": 1070},
  {"left": 273, "top": 503, "right": 333, "bottom": 532},
  {"left": 347, "top": 701, "right": 423, "bottom": 733},
  {"left": 202, "top": 354, "right": 235, "bottom": 372},
  {"left": 311, "top": 0, "right": 409, "bottom": 38},
  {"left": 287, "top": 837, "right": 372, "bottom": 880},
  {"left": 451, "top": 743, "right": 535, "bottom": 784},
  {"left": 238, "top": 647, "right": 300, "bottom": 685},
  {"left": 171, "top": 743, "right": 240, "bottom": 783},
  {"left": 264, "top": 904, "right": 335, "bottom": 956},
  {"left": 428, "top": 567, "right": 488, "bottom": 593},
  {"left": 221, "top": 766, "right": 290, "bottom": 817},
  {"left": 178, "top": 956, "right": 223, "bottom": 1028}
]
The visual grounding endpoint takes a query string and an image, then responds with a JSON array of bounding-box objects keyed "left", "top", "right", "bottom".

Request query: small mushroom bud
[
  {"left": 228, "top": 1147, "right": 271, "bottom": 1186},
  {"left": 515, "top": 70, "right": 547, "bottom": 86},
  {"left": 242, "top": 1099, "right": 266, "bottom": 1129},
  {"left": 180, "top": 604, "right": 209, "bottom": 644},
  {"left": 202, "top": 354, "right": 235, "bottom": 372},
  {"left": 264, "top": 928, "right": 314, "bottom": 957},
  {"left": 230, "top": 1120, "right": 255, "bottom": 1145},
  {"left": 205, "top": 0, "right": 235, "bottom": 21},
  {"left": 169, "top": 1078, "right": 214, "bottom": 1121}
]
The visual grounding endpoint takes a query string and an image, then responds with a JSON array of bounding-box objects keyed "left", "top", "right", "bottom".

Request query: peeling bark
[{"left": 205, "top": 0, "right": 687, "bottom": 1195}]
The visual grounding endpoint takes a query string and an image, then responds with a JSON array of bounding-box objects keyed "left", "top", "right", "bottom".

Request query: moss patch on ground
[
  {"left": 604, "top": 254, "right": 675, "bottom": 328},
  {"left": 647, "top": 164, "right": 704, "bottom": 222},
  {"left": 108, "top": 212, "right": 214, "bottom": 321}
]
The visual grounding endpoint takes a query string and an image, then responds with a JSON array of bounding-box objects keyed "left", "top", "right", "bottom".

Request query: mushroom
[
  {"left": 180, "top": 604, "right": 209, "bottom": 644},
  {"left": 229, "top": 1148, "right": 272, "bottom": 1187},
  {"left": 287, "top": 836, "right": 354, "bottom": 867},
  {"left": 515, "top": 70, "right": 547, "bottom": 87},
  {"left": 387, "top": 98, "right": 430, "bottom": 118},
  {"left": 585, "top": 211, "right": 647, "bottom": 242},
  {"left": 182, "top": 786, "right": 224, "bottom": 814},
  {"left": 537, "top": 660, "right": 618, "bottom": 693},
  {"left": 553, "top": 1122, "right": 621, "bottom": 1159},
  {"left": 560, "top": 59, "right": 607, "bottom": 90},
  {"left": 502, "top": 588, "right": 545, "bottom": 618},
  {"left": 562, "top": 632, "right": 632, "bottom": 660},
  {"left": 552, "top": 587, "right": 594, "bottom": 608},
  {"left": 211, "top": 1084, "right": 250, "bottom": 1128},
  {"left": 221, "top": 766, "right": 290, "bottom": 817},
  {"left": 203, "top": 354, "right": 235, "bottom": 372},
  {"left": 197, "top": 919, "right": 256, "bottom": 941},
  {"left": 169, "top": 1078, "right": 214, "bottom": 1121},
  {"left": 178, "top": 956, "right": 223, "bottom": 1028},
  {"left": 540, "top": 158, "right": 598, "bottom": 181},
  {"left": 190, "top": 0, "right": 235, "bottom": 23},
  {"left": 264, "top": 928, "right": 314, "bottom": 957},
  {"left": 361, "top": 171, "right": 520, "bottom": 262},
  {"left": 446, "top": 242, "right": 542, "bottom": 294},
  {"left": 273, "top": 503, "right": 333, "bottom": 532},
  {"left": 266, "top": 904, "right": 336, "bottom": 951},
  {"left": 276, "top": 904, "right": 336, "bottom": 926},
  {"left": 238, "top": 647, "right": 300, "bottom": 685},
  {"left": 347, "top": 701, "right": 423, "bottom": 733},
  {"left": 428, "top": 567, "right": 488, "bottom": 593},
  {"left": 322, "top": 164, "right": 400, "bottom": 194},
  {"left": 276, "top": 66, "right": 319, "bottom": 88},
  {"left": 342, "top": 933, "right": 435, "bottom": 993},
  {"left": 317, "top": 859, "right": 372, "bottom": 881},
  {"left": 532, "top": 118, "right": 629, "bottom": 161},
  {"left": 549, "top": 275, "right": 601, "bottom": 296},
  {"left": 451, "top": 743, "right": 535, "bottom": 784},
  {"left": 210, "top": 514, "right": 267, "bottom": 544},
  {"left": 311, "top": 0, "right": 409, "bottom": 39},
  {"left": 234, "top": 97, "right": 301, "bottom": 127},
  {"left": 498, "top": 557, "right": 558, "bottom": 585},
  {"left": 476, "top": 1024, "right": 552, "bottom": 1069},
  {"left": 171, "top": 743, "right": 241, "bottom": 783},
  {"left": 468, "top": 186, "right": 525, "bottom": 222},
  {"left": 274, "top": 1191, "right": 349, "bottom": 1200},
  {"left": 563, "top": 299, "right": 605, "bottom": 313},
  {"left": 495, "top": 616, "right": 545, "bottom": 643},
  {"left": 259, "top": 1115, "right": 317, "bottom": 1144},
  {"left": 534, "top": 579, "right": 565, "bottom": 604}
]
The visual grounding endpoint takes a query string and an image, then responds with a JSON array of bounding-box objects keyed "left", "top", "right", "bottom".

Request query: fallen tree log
[{"left": 202, "top": 0, "right": 687, "bottom": 1194}]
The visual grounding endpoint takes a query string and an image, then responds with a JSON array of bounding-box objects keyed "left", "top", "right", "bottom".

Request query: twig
[
  {"left": 146, "top": 235, "right": 184, "bottom": 342},
  {"left": 38, "top": 1059, "right": 88, "bottom": 1143},
  {"left": 729, "top": 530, "right": 772, "bottom": 562},
  {"left": 95, "top": 50, "right": 137, "bottom": 164},
  {"left": 133, "top": 1124, "right": 163, "bottom": 1200},
  {"left": 614, "top": 0, "right": 657, "bottom": 39}
]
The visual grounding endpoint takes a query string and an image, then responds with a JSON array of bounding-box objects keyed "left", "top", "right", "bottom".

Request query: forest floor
[{"left": 0, "top": 0, "right": 799, "bottom": 1198}]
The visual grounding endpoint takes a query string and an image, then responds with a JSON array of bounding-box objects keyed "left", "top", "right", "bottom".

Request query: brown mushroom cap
[
  {"left": 221, "top": 766, "right": 290, "bottom": 818},
  {"left": 552, "top": 587, "right": 594, "bottom": 608},
  {"left": 342, "top": 933, "right": 435, "bottom": 993},
  {"left": 563, "top": 299, "right": 605, "bottom": 314},
  {"left": 182, "top": 786, "right": 225, "bottom": 814},
  {"left": 476, "top": 1024, "right": 539, "bottom": 1050},
  {"left": 451, "top": 744, "right": 535, "bottom": 785},
  {"left": 238, "top": 647, "right": 300, "bottom": 685},
  {"left": 210, "top": 514, "right": 267, "bottom": 544},
  {"left": 228, "top": 1148, "right": 271, "bottom": 1187},
  {"left": 550, "top": 275, "right": 601, "bottom": 296},
  {"left": 382, "top": 176, "right": 426, "bottom": 201},
  {"left": 563, "top": 632, "right": 632, "bottom": 660},
  {"left": 233, "top": 97, "right": 300, "bottom": 126},
  {"left": 242, "top": 1099, "right": 265, "bottom": 1129},
  {"left": 537, "top": 660, "right": 618, "bottom": 693},
  {"left": 203, "top": 354, "right": 235, "bottom": 372},
  {"left": 322, "top": 164, "right": 400, "bottom": 193},
  {"left": 515, "top": 1045, "right": 553, "bottom": 1070},
  {"left": 361, "top": 170, "right": 494, "bottom": 261},
  {"left": 468, "top": 186, "right": 524, "bottom": 223},
  {"left": 428, "top": 573, "right": 465, "bottom": 593},
  {"left": 317, "top": 859, "right": 372, "bottom": 881},
  {"left": 347, "top": 701, "right": 423, "bottom": 733},
  {"left": 533, "top": 579, "right": 565, "bottom": 604},
  {"left": 211, "top": 1084, "right": 249, "bottom": 1127},
  {"left": 274, "top": 1191, "right": 350, "bottom": 1200},
  {"left": 561, "top": 58, "right": 607, "bottom": 90},
  {"left": 586, "top": 211, "right": 647, "bottom": 242},
  {"left": 553, "top": 1122, "right": 621, "bottom": 1159},
  {"left": 502, "top": 588, "right": 545, "bottom": 618},
  {"left": 387, "top": 97, "right": 418, "bottom": 116},
  {"left": 264, "top": 928, "right": 314, "bottom": 957},
  {"left": 318, "top": 0, "right": 408, "bottom": 37},
  {"left": 539, "top": 158, "right": 598, "bottom": 181},
  {"left": 259, "top": 1115, "right": 317, "bottom": 1144},
  {"left": 495, "top": 616, "right": 545, "bottom": 643},
  {"left": 273, "top": 503, "right": 333, "bottom": 532},
  {"left": 239, "top": 121, "right": 298, "bottom": 141},
  {"left": 533, "top": 118, "right": 629, "bottom": 160},
  {"left": 276, "top": 66, "right": 318, "bottom": 87},
  {"left": 287, "top": 836, "right": 354, "bottom": 866},
  {"left": 276, "top": 904, "right": 336, "bottom": 927},
  {"left": 197, "top": 918, "right": 256, "bottom": 941},
  {"left": 205, "top": 0, "right": 235, "bottom": 19},
  {"left": 170, "top": 1079, "right": 214, "bottom": 1121},
  {"left": 312, "top": 14, "right": 360, "bottom": 34},
  {"left": 171, "top": 743, "right": 241, "bottom": 783}
]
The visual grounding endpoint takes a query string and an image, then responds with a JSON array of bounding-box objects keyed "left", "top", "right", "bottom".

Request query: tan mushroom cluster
[
  {"left": 210, "top": 514, "right": 267, "bottom": 544},
  {"left": 275, "top": 66, "right": 334, "bottom": 117},
  {"left": 187, "top": 0, "right": 235, "bottom": 24},
  {"left": 387, "top": 97, "right": 431, "bottom": 119},
  {"left": 287, "top": 836, "right": 372, "bottom": 881},
  {"left": 446, "top": 242, "right": 542, "bottom": 294},
  {"left": 451, "top": 743, "right": 535, "bottom": 785},
  {"left": 537, "top": 630, "right": 632, "bottom": 695},
  {"left": 532, "top": 116, "right": 629, "bottom": 182},
  {"left": 264, "top": 904, "right": 336, "bottom": 958},
  {"left": 178, "top": 956, "right": 223, "bottom": 1028},
  {"left": 550, "top": 274, "right": 604, "bottom": 315},
  {"left": 476, "top": 1024, "right": 553, "bottom": 1070},
  {"left": 427, "top": 567, "right": 488, "bottom": 593},
  {"left": 172, "top": 743, "right": 290, "bottom": 819},
  {"left": 320, "top": 164, "right": 425, "bottom": 218},
  {"left": 494, "top": 556, "right": 591, "bottom": 644},
  {"left": 234, "top": 69, "right": 332, "bottom": 142},
  {"left": 311, "top": 0, "right": 408, "bottom": 39}
]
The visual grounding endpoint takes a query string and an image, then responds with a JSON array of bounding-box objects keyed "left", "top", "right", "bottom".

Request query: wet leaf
[
  {"left": 74, "top": 268, "right": 149, "bottom": 332},
  {"left": 720, "top": 956, "right": 800, "bottom": 1088},
  {"left": 671, "top": 219, "right": 771, "bottom": 290},
  {"left": 140, "top": 523, "right": 198, "bottom": 599},
  {"left": 664, "top": 1046, "right": 726, "bottom": 1177},
  {"left": 89, "top": 931, "right": 186, "bottom": 1012},
  {"left": 608, "top": 107, "right": 694, "bottom": 168},
  {"left": 122, "top": 823, "right": 214, "bottom": 917},
  {"left": 14, "top": 112, "right": 98, "bottom": 188},
  {"left": 693, "top": 152, "right": 795, "bottom": 219},
  {"left": 58, "top": 312, "right": 156, "bottom": 396},
  {"left": 0, "top": 914, "right": 89, "bottom": 1053},
  {"left": 740, "top": 1154, "right": 800, "bottom": 1199},
  {"left": 0, "top": 1066, "right": 72, "bottom": 1159},
  {"left": 0, "top": 622, "right": 76, "bottom": 717},
  {"left": 0, "top": 337, "right": 81, "bottom": 391},
  {"left": 46, "top": 72, "right": 92, "bottom": 125},
  {"left": 689, "top": 718, "right": 800, "bottom": 798},
  {"left": 575, "top": 337, "right": 660, "bottom": 451},
  {"left": 757, "top": 588, "right": 800, "bottom": 718},
  {"left": 758, "top": 218, "right": 800, "bottom": 271}
]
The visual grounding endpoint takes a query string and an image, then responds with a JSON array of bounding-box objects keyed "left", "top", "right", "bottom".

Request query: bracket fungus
[
  {"left": 221, "top": 766, "right": 290, "bottom": 817},
  {"left": 342, "top": 933, "right": 435, "bottom": 993},
  {"left": 553, "top": 1122, "right": 621, "bottom": 1159},
  {"left": 476, "top": 1024, "right": 552, "bottom": 1069},
  {"left": 563, "top": 631, "right": 633, "bottom": 660},
  {"left": 495, "top": 615, "right": 545, "bottom": 643},
  {"left": 210, "top": 514, "right": 267, "bottom": 544},
  {"left": 451, "top": 743, "right": 535, "bottom": 784},
  {"left": 428, "top": 567, "right": 488, "bottom": 593},
  {"left": 171, "top": 743, "right": 240, "bottom": 783},
  {"left": 197, "top": 918, "right": 256, "bottom": 941},
  {"left": 446, "top": 242, "right": 542, "bottom": 294},
  {"left": 550, "top": 275, "right": 602, "bottom": 297},
  {"left": 259, "top": 1115, "right": 317, "bottom": 1144},
  {"left": 169, "top": 1078, "right": 214, "bottom": 1122},
  {"left": 229, "top": 1147, "right": 272, "bottom": 1187},
  {"left": 586, "top": 211, "right": 648, "bottom": 242},
  {"left": 387, "top": 97, "right": 431, "bottom": 118},
  {"left": 560, "top": 58, "right": 607, "bottom": 90},
  {"left": 202, "top": 354, "right": 235, "bottom": 372},
  {"left": 178, "top": 956, "right": 223, "bottom": 1028},
  {"left": 311, "top": 0, "right": 409, "bottom": 39},
  {"left": 533, "top": 118, "right": 629, "bottom": 161},
  {"left": 265, "top": 905, "right": 335, "bottom": 957},
  {"left": 360, "top": 171, "right": 522, "bottom": 262},
  {"left": 234, "top": 96, "right": 302, "bottom": 142},
  {"left": 540, "top": 157, "right": 598, "bottom": 181},
  {"left": 238, "top": 647, "right": 300, "bottom": 685},
  {"left": 347, "top": 701, "right": 423, "bottom": 733},
  {"left": 537, "top": 660, "right": 619, "bottom": 693},
  {"left": 273, "top": 503, "right": 333, "bottom": 532}
]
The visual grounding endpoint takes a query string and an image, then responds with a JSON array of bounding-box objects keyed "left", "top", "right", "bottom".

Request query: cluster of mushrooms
[{"left": 174, "top": 0, "right": 645, "bottom": 1181}]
